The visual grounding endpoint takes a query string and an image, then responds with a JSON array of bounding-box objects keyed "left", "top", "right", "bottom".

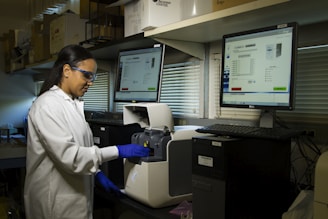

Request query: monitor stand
[{"left": 259, "top": 110, "right": 276, "bottom": 128}]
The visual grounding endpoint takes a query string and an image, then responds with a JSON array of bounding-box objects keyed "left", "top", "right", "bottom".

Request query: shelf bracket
[{"left": 153, "top": 38, "right": 205, "bottom": 60}]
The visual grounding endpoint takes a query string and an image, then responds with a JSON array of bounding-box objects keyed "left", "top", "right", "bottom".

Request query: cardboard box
[
  {"left": 181, "top": 0, "right": 212, "bottom": 19},
  {"left": 43, "top": 14, "right": 60, "bottom": 34},
  {"left": 30, "top": 32, "right": 45, "bottom": 63},
  {"left": 29, "top": 21, "right": 47, "bottom": 63},
  {"left": 42, "top": 14, "right": 60, "bottom": 60},
  {"left": 3, "top": 30, "right": 29, "bottom": 72},
  {"left": 8, "top": 29, "right": 29, "bottom": 49},
  {"left": 124, "top": 0, "right": 181, "bottom": 37},
  {"left": 50, "top": 13, "right": 87, "bottom": 55},
  {"left": 212, "top": 0, "right": 256, "bottom": 11}
]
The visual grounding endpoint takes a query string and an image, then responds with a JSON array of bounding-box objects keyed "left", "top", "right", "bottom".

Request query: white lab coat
[{"left": 24, "top": 86, "right": 104, "bottom": 219}]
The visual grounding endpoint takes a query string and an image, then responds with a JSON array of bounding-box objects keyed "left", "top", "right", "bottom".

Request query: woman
[{"left": 24, "top": 44, "right": 149, "bottom": 219}]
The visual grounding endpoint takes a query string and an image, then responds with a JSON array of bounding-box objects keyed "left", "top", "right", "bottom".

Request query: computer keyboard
[
  {"left": 196, "top": 124, "right": 304, "bottom": 140},
  {"left": 87, "top": 118, "right": 123, "bottom": 126}
]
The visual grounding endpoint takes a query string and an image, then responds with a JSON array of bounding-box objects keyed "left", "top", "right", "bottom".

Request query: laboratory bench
[
  {"left": 0, "top": 142, "right": 26, "bottom": 169},
  {"left": 0, "top": 128, "right": 10, "bottom": 143}
]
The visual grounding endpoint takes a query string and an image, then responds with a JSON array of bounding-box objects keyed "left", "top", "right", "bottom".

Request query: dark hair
[{"left": 39, "top": 44, "right": 94, "bottom": 96}]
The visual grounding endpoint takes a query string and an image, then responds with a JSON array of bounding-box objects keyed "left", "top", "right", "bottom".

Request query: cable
[{"left": 290, "top": 135, "right": 322, "bottom": 191}]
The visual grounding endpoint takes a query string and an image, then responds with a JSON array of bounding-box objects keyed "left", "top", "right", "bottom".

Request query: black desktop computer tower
[
  {"left": 89, "top": 121, "right": 143, "bottom": 188},
  {"left": 192, "top": 136, "right": 291, "bottom": 219}
]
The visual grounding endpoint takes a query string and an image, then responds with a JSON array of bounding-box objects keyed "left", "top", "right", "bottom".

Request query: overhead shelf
[
  {"left": 14, "top": 33, "right": 156, "bottom": 75},
  {"left": 144, "top": 0, "right": 328, "bottom": 43},
  {"left": 25, "top": 57, "right": 56, "bottom": 70},
  {"left": 88, "top": 33, "right": 156, "bottom": 59},
  {"left": 11, "top": 0, "right": 328, "bottom": 73}
]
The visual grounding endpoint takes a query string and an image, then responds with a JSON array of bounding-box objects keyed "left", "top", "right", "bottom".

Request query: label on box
[
  {"left": 198, "top": 155, "right": 214, "bottom": 167},
  {"left": 93, "top": 136, "right": 100, "bottom": 144}
]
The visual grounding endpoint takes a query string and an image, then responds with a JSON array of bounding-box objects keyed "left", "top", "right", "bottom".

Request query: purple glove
[
  {"left": 117, "top": 144, "right": 150, "bottom": 158},
  {"left": 95, "top": 171, "right": 120, "bottom": 195}
]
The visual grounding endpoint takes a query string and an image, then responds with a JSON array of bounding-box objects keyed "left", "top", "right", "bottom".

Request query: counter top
[
  {"left": 0, "top": 143, "right": 26, "bottom": 169},
  {"left": 0, "top": 143, "right": 26, "bottom": 159}
]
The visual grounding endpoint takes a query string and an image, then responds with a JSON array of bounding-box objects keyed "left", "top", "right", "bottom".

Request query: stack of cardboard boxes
[
  {"left": 2, "top": 29, "right": 30, "bottom": 72},
  {"left": 49, "top": 12, "right": 87, "bottom": 55},
  {"left": 2, "top": 0, "right": 258, "bottom": 73},
  {"left": 30, "top": 14, "right": 59, "bottom": 64},
  {"left": 123, "top": 0, "right": 182, "bottom": 37}
]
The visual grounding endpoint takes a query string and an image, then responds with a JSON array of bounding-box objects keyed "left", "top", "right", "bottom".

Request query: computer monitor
[
  {"left": 114, "top": 44, "right": 165, "bottom": 103},
  {"left": 220, "top": 22, "right": 298, "bottom": 112},
  {"left": 220, "top": 22, "right": 298, "bottom": 127}
]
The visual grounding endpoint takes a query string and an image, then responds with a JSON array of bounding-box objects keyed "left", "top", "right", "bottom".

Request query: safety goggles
[{"left": 71, "top": 66, "right": 97, "bottom": 82}]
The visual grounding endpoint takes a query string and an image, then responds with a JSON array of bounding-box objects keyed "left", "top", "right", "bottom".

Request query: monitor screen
[
  {"left": 220, "top": 22, "right": 298, "bottom": 110},
  {"left": 114, "top": 44, "right": 165, "bottom": 103}
]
